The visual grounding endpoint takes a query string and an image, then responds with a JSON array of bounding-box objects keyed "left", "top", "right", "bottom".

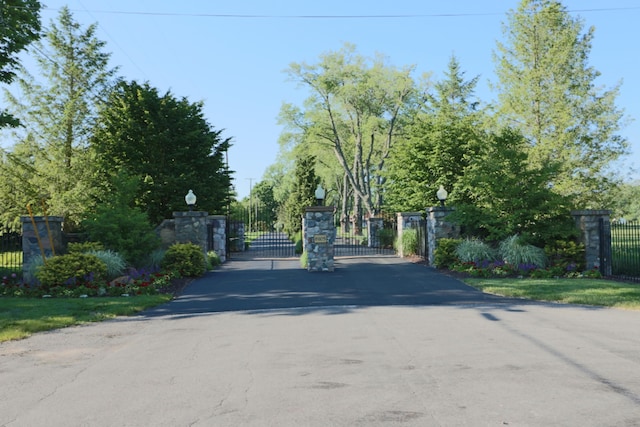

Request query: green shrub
[
  {"left": 143, "top": 249, "right": 166, "bottom": 271},
  {"left": 377, "top": 229, "right": 395, "bottom": 248},
  {"left": 300, "top": 251, "right": 308, "bottom": 269},
  {"left": 81, "top": 173, "right": 160, "bottom": 266},
  {"left": 67, "top": 241, "right": 104, "bottom": 254},
  {"left": 35, "top": 253, "right": 107, "bottom": 291},
  {"left": 161, "top": 243, "right": 205, "bottom": 277},
  {"left": 87, "top": 250, "right": 126, "bottom": 280},
  {"left": 455, "top": 238, "right": 496, "bottom": 263},
  {"left": 207, "top": 250, "right": 221, "bottom": 269},
  {"left": 498, "top": 235, "right": 547, "bottom": 268},
  {"left": 434, "top": 238, "right": 462, "bottom": 269},
  {"left": 545, "top": 240, "right": 585, "bottom": 271},
  {"left": 294, "top": 234, "right": 304, "bottom": 255},
  {"left": 23, "top": 254, "right": 46, "bottom": 285},
  {"left": 400, "top": 229, "right": 419, "bottom": 256}
]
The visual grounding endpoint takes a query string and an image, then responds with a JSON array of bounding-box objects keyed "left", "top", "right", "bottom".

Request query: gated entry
[
  {"left": 227, "top": 203, "right": 296, "bottom": 259},
  {"left": 334, "top": 213, "right": 397, "bottom": 257}
]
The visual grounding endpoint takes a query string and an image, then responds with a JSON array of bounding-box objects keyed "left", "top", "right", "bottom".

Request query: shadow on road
[{"left": 143, "top": 256, "right": 531, "bottom": 318}]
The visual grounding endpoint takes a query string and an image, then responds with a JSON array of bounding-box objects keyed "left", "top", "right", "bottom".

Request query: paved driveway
[{"left": 2, "top": 256, "right": 640, "bottom": 426}]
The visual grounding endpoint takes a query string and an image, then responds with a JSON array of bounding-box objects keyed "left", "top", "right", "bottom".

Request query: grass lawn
[
  {"left": 0, "top": 294, "right": 172, "bottom": 342},
  {"left": 464, "top": 277, "right": 640, "bottom": 310}
]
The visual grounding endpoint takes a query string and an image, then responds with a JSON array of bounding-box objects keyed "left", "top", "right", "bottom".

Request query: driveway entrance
[{"left": 2, "top": 256, "right": 640, "bottom": 426}]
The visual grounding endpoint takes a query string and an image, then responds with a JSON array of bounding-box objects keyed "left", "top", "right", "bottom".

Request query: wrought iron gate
[
  {"left": 226, "top": 203, "right": 296, "bottom": 259},
  {"left": 334, "top": 213, "right": 396, "bottom": 257}
]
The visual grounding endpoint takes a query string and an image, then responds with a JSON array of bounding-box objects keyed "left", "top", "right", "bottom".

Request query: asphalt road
[{"left": 1, "top": 256, "right": 640, "bottom": 426}]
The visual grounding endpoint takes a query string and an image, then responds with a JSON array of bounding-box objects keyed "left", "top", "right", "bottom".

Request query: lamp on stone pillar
[
  {"left": 315, "top": 184, "right": 326, "bottom": 206},
  {"left": 185, "top": 189, "right": 197, "bottom": 211},
  {"left": 436, "top": 185, "right": 448, "bottom": 207}
]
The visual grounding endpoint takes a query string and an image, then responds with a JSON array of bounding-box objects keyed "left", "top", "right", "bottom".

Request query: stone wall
[
  {"left": 303, "top": 206, "right": 335, "bottom": 272},
  {"left": 173, "top": 211, "right": 209, "bottom": 265}
]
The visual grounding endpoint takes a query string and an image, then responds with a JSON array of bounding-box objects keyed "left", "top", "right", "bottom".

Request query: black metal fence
[
  {"left": 0, "top": 232, "right": 22, "bottom": 275},
  {"left": 611, "top": 219, "right": 640, "bottom": 281}
]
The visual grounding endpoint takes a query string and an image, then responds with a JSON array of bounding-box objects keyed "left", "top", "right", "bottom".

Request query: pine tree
[
  {"left": 1, "top": 6, "right": 117, "bottom": 230},
  {"left": 282, "top": 155, "right": 319, "bottom": 238},
  {"left": 493, "top": 0, "right": 627, "bottom": 208}
]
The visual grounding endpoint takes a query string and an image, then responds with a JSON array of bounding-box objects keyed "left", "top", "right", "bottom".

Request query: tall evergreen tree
[
  {"left": 493, "top": 0, "right": 628, "bottom": 207},
  {"left": 282, "top": 154, "right": 319, "bottom": 237},
  {"left": 1, "top": 6, "right": 117, "bottom": 230},
  {"left": 92, "top": 80, "right": 232, "bottom": 225}
]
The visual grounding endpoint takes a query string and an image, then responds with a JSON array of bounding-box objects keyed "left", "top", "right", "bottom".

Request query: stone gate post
[
  {"left": 571, "top": 210, "right": 612, "bottom": 276},
  {"left": 21, "top": 215, "right": 64, "bottom": 274},
  {"left": 367, "top": 217, "right": 384, "bottom": 248},
  {"left": 303, "top": 206, "right": 335, "bottom": 272},
  {"left": 208, "top": 215, "right": 226, "bottom": 263},
  {"left": 174, "top": 211, "right": 209, "bottom": 265},
  {"left": 426, "top": 207, "right": 460, "bottom": 267}
]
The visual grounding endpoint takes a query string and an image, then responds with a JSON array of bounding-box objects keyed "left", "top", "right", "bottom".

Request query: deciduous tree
[{"left": 282, "top": 43, "right": 416, "bottom": 232}]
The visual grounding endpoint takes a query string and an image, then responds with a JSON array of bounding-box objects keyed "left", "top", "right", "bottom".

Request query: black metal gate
[
  {"left": 334, "top": 213, "right": 397, "bottom": 257},
  {"left": 610, "top": 219, "right": 640, "bottom": 281},
  {"left": 226, "top": 202, "right": 296, "bottom": 259}
]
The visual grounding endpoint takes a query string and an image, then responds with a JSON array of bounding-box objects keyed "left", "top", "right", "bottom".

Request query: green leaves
[
  {"left": 494, "top": 0, "right": 628, "bottom": 208},
  {"left": 92, "top": 80, "right": 232, "bottom": 224}
]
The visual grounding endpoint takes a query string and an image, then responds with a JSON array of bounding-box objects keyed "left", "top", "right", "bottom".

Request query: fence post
[{"left": 571, "top": 210, "right": 612, "bottom": 276}]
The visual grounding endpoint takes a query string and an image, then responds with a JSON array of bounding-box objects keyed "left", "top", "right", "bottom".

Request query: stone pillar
[
  {"left": 173, "top": 211, "right": 209, "bottom": 264},
  {"left": 303, "top": 206, "right": 335, "bottom": 272},
  {"left": 571, "top": 210, "right": 612, "bottom": 275},
  {"left": 228, "top": 220, "right": 245, "bottom": 252},
  {"left": 396, "top": 212, "right": 423, "bottom": 257},
  {"left": 367, "top": 217, "right": 384, "bottom": 248},
  {"left": 208, "top": 215, "right": 226, "bottom": 263},
  {"left": 426, "top": 207, "right": 460, "bottom": 267},
  {"left": 21, "top": 215, "right": 64, "bottom": 271}
]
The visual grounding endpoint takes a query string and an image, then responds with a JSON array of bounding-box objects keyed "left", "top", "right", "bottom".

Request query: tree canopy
[
  {"left": 0, "top": 0, "right": 41, "bottom": 128},
  {"left": 281, "top": 43, "right": 416, "bottom": 230},
  {"left": 92, "top": 80, "right": 232, "bottom": 225}
]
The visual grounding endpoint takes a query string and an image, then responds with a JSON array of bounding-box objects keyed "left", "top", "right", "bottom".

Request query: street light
[
  {"left": 185, "top": 189, "right": 197, "bottom": 211},
  {"left": 436, "top": 185, "right": 448, "bottom": 207},
  {"left": 315, "top": 184, "right": 326, "bottom": 206}
]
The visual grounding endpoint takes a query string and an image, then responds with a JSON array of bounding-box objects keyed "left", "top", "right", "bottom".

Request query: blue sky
[{"left": 7, "top": 0, "right": 640, "bottom": 199}]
